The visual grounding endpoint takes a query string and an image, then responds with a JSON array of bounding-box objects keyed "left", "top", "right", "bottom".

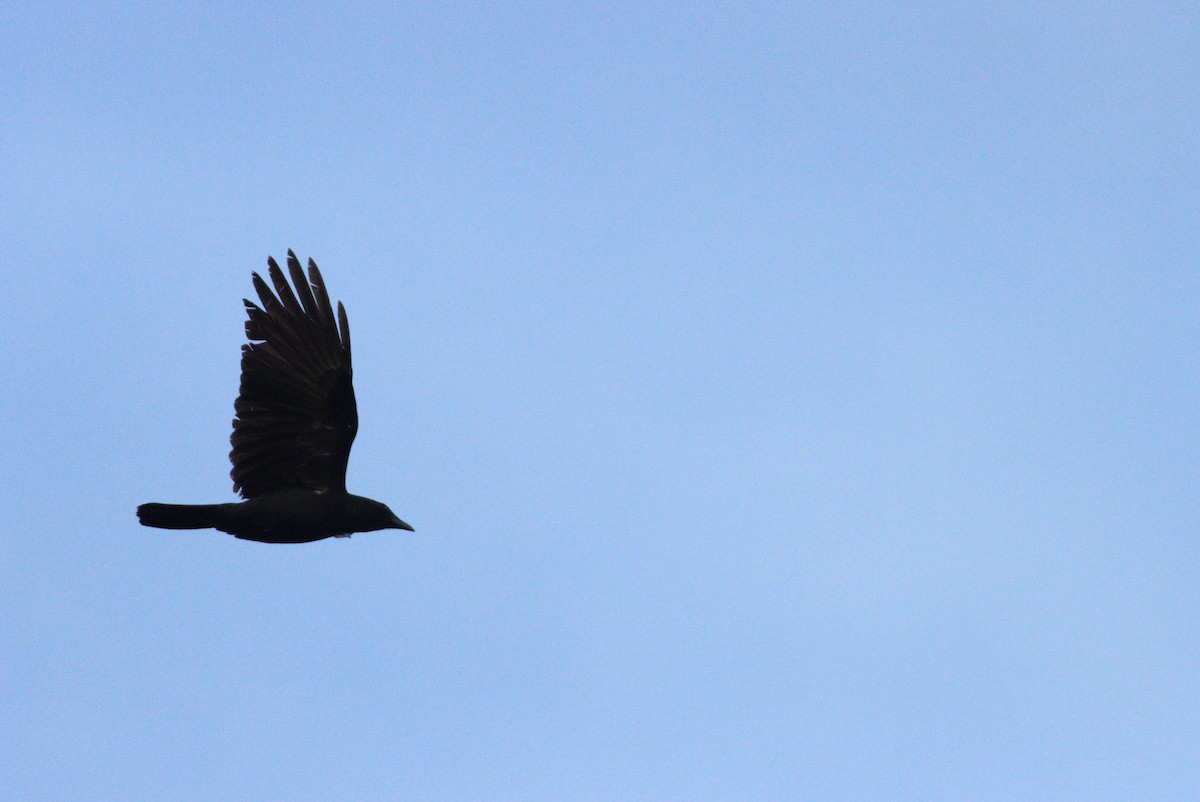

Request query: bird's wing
[{"left": 229, "top": 251, "right": 357, "bottom": 498}]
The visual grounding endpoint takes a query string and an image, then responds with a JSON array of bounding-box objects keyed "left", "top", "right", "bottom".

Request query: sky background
[{"left": 2, "top": 2, "right": 1197, "bottom": 799}]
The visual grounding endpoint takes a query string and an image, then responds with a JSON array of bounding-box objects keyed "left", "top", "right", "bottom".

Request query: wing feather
[{"left": 229, "top": 254, "right": 357, "bottom": 497}]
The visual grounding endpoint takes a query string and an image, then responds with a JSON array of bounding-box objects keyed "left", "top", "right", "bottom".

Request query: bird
[{"left": 137, "top": 251, "right": 414, "bottom": 543}]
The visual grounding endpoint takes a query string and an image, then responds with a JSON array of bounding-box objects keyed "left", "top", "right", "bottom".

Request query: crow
[{"left": 137, "top": 252, "right": 413, "bottom": 543}]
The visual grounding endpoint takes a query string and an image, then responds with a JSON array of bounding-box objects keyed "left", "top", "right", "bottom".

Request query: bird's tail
[{"left": 137, "top": 503, "right": 226, "bottom": 530}]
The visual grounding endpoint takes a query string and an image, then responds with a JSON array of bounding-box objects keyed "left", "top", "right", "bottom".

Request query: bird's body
[
  {"left": 137, "top": 252, "right": 412, "bottom": 543},
  {"left": 139, "top": 490, "right": 407, "bottom": 543}
]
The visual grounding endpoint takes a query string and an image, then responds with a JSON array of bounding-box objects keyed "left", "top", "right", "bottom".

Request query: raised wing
[{"left": 230, "top": 251, "right": 357, "bottom": 497}]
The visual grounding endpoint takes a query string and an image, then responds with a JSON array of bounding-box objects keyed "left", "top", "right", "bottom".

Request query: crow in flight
[{"left": 137, "top": 252, "right": 413, "bottom": 543}]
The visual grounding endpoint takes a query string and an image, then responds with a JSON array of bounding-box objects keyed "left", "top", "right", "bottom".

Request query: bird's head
[{"left": 349, "top": 495, "right": 414, "bottom": 533}]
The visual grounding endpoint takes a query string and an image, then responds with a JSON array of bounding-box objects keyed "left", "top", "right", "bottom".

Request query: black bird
[{"left": 137, "top": 252, "right": 413, "bottom": 543}]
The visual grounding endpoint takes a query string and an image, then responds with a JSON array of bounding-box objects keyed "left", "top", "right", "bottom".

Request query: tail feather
[{"left": 137, "top": 503, "right": 225, "bottom": 530}]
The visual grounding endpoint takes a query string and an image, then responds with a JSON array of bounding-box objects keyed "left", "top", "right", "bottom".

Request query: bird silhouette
[{"left": 137, "top": 251, "right": 413, "bottom": 542}]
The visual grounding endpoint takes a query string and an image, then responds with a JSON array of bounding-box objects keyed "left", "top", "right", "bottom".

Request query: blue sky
[{"left": 2, "top": 2, "right": 1197, "bottom": 799}]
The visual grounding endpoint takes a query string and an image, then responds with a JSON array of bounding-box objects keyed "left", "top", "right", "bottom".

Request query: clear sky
[{"left": 2, "top": 2, "right": 1196, "bottom": 799}]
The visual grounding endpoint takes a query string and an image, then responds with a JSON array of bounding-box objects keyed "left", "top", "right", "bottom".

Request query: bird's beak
[{"left": 392, "top": 515, "right": 415, "bottom": 532}]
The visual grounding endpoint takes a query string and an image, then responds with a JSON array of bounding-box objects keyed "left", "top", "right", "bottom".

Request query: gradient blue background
[{"left": 3, "top": 3, "right": 1197, "bottom": 799}]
